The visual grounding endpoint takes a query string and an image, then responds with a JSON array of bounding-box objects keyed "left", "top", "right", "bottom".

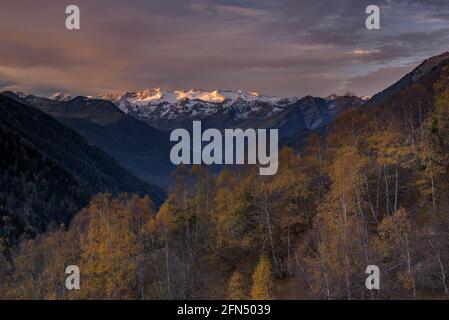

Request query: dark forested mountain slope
[
  {"left": 0, "top": 125, "right": 86, "bottom": 244},
  {"left": 0, "top": 94, "right": 164, "bottom": 245},
  {"left": 20, "top": 95, "right": 173, "bottom": 186},
  {"left": 367, "top": 52, "right": 449, "bottom": 108}
]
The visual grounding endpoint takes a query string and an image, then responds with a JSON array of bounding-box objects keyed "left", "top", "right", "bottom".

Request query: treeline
[{"left": 1, "top": 68, "right": 449, "bottom": 300}]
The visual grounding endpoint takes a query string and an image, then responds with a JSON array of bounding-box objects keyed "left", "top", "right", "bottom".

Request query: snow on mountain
[
  {"left": 48, "top": 92, "right": 72, "bottom": 102},
  {"left": 44, "top": 87, "right": 365, "bottom": 133},
  {"left": 14, "top": 91, "right": 27, "bottom": 99},
  {"left": 98, "top": 88, "right": 280, "bottom": 107},
  {"left": 93, "top": 88, "right": 366, "bottom": 133},
  {"left": 95, "top": 88, "right": 284, "bottom": 121}
]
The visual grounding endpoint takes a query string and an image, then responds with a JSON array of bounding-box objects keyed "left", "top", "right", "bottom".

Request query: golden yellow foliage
[
  {"left": 251, "top": 255, "right": 273, "bottom": 300},
  {"left": 227, "top": 271, "right": 247, "bottom": 300}
]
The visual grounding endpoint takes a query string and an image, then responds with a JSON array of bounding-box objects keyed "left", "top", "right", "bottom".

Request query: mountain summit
[
  {"left": 96, "top": 88, "right": 282, "bottom": 107},
  {"left": 48, "top": 92, "right": 72, "bottom": 102},
  {"left": 59, "top": 88, "right": 363, "bottom": 133}
]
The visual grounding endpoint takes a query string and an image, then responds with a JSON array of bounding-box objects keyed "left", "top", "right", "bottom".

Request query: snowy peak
[
  {"left": 94, "top": 88, "right": 285, "bottom": 120},
  {"left": 14, "top": 91, "right": 27, "bottom": 99},
  {"left": 43, "top": 87, "right": 365, "bottom": 134},
  {"left": 97, "top": 88, "right": 281, "bottom": 107},
  {"left": 176, "top": 89, "right": 225, "bottom": 103},
  {"left": 48, "top": 92, "right": 72, "bottom": 102}
]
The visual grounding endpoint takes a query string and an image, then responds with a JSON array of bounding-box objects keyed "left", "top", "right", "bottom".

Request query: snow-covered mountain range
[
  {"left": 99, "top": 88, "right": 284, "bottom": 106},
  {"left": 96, "top": 88, "right": 291, "bottom": 121},
  {"left": 43, "top": 88, "right": 367, "bottom": 133}
]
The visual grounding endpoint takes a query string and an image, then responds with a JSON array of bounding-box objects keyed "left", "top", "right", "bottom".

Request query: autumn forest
[{"left": 2, "top": 61, "right": 449, "bottom": 300}]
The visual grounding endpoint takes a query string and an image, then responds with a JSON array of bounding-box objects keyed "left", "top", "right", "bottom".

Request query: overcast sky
[{"left": 0, "top": 0, "right": 448, "bottom": 98}]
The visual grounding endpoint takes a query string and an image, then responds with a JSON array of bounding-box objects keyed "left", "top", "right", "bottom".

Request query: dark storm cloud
[{"left": 0, "top": 0, "right": 448, "bottom": 97}]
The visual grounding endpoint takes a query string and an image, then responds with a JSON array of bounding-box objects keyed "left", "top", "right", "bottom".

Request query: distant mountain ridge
[
  {"left": 39, "top": 88, "right": 366, "bottom": 135},
  {"left": 95, "top": 88, "right": 365, "bottom": 133}
]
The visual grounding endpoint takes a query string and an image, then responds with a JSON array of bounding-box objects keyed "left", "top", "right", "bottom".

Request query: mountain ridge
[
  {"left": 36, "top": 89, "right": 366, "bottom": 135},
  {"left": 367, "top": 52, "right": 449, "bottom": 107}
]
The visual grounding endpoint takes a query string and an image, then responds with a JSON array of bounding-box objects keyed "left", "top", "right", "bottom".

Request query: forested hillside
[
  {"left": 0, "top": 94, "right": 164, "bottom": 246},
  {"left": 0, "top": 126, "right": 87, "bottom": 246}
]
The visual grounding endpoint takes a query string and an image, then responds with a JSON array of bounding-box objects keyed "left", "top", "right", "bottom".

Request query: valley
[{"left": 1, "top": 51, "right": 449, "bottom": 300}]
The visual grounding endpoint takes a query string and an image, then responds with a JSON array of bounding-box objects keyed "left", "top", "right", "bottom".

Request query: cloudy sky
[{"left": 0, "top": 0, "right": 448, "bottom": 97}]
